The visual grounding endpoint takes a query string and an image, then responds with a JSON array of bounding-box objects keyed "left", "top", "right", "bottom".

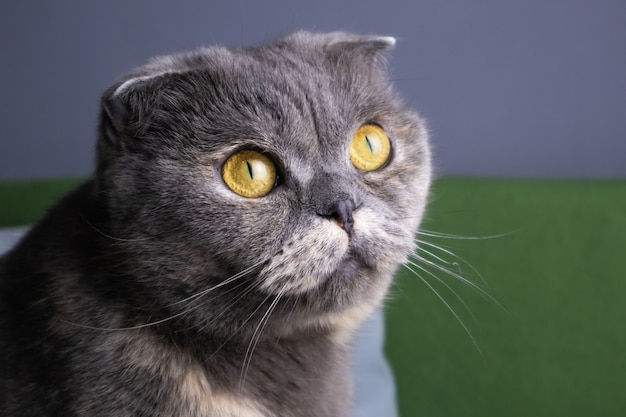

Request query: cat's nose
[
  {"left": 308, "top": 172, "right": 359, "bottom": 233},
  {"left": 326, "top": 198, "right": 356, "bottom": 234}
]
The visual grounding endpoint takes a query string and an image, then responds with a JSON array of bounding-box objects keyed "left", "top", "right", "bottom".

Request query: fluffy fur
[{"left": 0, "top": 31, "right": 431, "bottom": 416}]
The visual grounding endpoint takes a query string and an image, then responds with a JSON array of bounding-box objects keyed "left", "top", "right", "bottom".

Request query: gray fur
[{"left": 0, "top": 31, "right": 431, "bottom": 416}]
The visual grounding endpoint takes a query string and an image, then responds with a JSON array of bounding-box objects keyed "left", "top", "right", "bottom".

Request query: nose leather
[
  {"left": 329, "top": 199, "right": 355, "bottom": 233},
  {"left": 308, "top": 172, "right": 360, "bottom": 234},
  {"left": 315, "top": 197, "right": 356, "bottom": 234}
]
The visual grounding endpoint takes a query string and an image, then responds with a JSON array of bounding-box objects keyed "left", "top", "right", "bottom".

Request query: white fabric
[{"left": 0, "top": 226, "right": 29, "bottom": 254}]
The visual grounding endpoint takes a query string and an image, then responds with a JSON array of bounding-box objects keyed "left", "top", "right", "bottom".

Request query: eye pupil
[
  {"left": 365, "top": 135, "right": 373, "bottom": 153},
  {"left": 245, "top": 161, "right": 253, "bottom": 179}
]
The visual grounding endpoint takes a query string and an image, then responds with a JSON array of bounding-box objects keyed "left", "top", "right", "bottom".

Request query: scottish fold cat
[{"left": 0, "top": 31, "right": 431, "bottom": 416}]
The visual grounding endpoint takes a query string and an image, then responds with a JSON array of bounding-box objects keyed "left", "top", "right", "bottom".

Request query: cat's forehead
[
  {"left": 113, "top": 31, "right": 395, "bottom": 104},
  {"left": 106, "top": 32, "right": 403, "bottom": 173}
]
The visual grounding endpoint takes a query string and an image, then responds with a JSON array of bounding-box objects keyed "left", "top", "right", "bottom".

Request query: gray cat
[{"left": 0, "top": 31, "right": 431, "bottom": 416}]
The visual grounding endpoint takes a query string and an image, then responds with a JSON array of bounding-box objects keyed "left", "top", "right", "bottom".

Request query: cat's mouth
[
  {"left": 255, "top": 213, "right": 402, "bottom": 298},
  {"left": 256, "top": 216, "right": 352, "bottom": 295}
]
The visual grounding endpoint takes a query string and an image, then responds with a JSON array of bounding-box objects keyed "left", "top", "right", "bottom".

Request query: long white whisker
[
  {"left": 61, "top": 261, "right": 265, "bottom": 332},
  {"left": 194, "top": 278, "right": 265, "bottom": 333},
  {"left": 405, "top": 259, "right": 476, "bottom": 320},
  {"left": 270, "top": 295, "right": 300, "bottom": 350},
  {"left": 418, "top": 228, "right": 517, "bottom": 240},
  {"left": 415, "top": 240, "right": 496, "bottom": 298},
  {"left": 169, "top": 259, "right": 266, "bottom": 307},
  {"left": 207, "top": 292, "right": 275, "bottom": 362},
  {"left": 60, "top": 309, "right": 193, "bottom": 332},
  {"left": 175, "top": 279, "right": 253, "bottom": 333},
  {"left": 416, "top": 240, "right": 466, "bottom": 271},
  {"left": 412, "top": 252, "right": 505, "bottom": 311},
  {"left": 80, "top": 215, "right": 150, "bottom": 242},
  {"left": 240, "top": 289, "right": 284, "bottom": 388},
  {"left": 403, "top": 263, "right": 483, "bottom": 355}
]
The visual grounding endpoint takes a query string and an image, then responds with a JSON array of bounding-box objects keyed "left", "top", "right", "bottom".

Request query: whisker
[
  {"left": 169, "top": 259, "right": 266, "bottom": 307},
  {"left": 402, "top": 263, "right": 483, "bottom": 355},
  {"left": 193, "top": 278, "right": 265, "bottom": 333},
  {"left": 272, "top": 295, "right": 299, "bottom": 348},
  {"left": 418, "top": 228, "right": 517, "bottom": 240},
  {"left": 80, "top": 215, "right": 150, "bottom": 242},
  {"left": 59, "top": 309, "right": 192, "bottom": 332},
  {"left": 61, "top": 260, "right": 265, "bottom": 332},
  {"left": 415, "top": 240, "right": 465, "bottom": 271},
  {"left": 416, "top": 238, "right": 491, "bottom": 290},
  {"left": 405, "top": 259, "right": 476, "bottom": 321},
  {"left": 411, "top": 252, "right": 502, "bottom": 309},
  {"left": 174, "top": 279, "right": 253, "bottom": 333},
  {"left": 206, "top": 292, "right": 275, "bottom": 362},
  {"left": 240, "top": 289, "right": 284, "bottom": 388},
  {"left": 414, "top": 239, "right": 507, "bottom": 311}
]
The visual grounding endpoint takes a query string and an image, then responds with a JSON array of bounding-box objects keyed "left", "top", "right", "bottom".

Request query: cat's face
[{"left": 96, "top": 32, "right": 430, "bottom": 336}]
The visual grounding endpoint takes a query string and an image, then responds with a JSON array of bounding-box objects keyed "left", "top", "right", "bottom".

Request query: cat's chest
[
  {"left": 177, "top": 366, "right": 269, "bottom": 417},
  {"left": 104, "top": 330, "right": 347, "bottom": 417},
  {"left": 172, "top": 359, "right": 347, "bottom": 417}
]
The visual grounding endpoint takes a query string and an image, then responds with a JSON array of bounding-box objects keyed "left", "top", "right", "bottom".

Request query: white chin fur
[{"left": 259, "top": 219, "right": 349, "bottom": 295}]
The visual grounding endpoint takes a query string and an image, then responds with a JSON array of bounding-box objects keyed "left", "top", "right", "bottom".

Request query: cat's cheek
[{"left": 257, "top": 220, "right": 349, "bottom": 294}]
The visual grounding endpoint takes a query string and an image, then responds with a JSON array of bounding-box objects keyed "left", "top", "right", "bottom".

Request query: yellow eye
[
  {"left": 349, "top": 124, "right": 391, "bottom": 171},
  {"left": 222, "top": 150, "right": 277, "bottom": 198}
]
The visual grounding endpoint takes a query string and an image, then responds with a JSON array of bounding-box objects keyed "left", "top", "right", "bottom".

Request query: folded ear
[
  {"left": 289, "top": 31, "right": 395, "bottom": 49},
  {"left": 99, "top": 71, "right": 174, "bottom": 149},
  {"left": 287, "top": 31, "right": 396, "bottom": 70},
  {"left": 100, "top": 87, "right": 130, "bottom": 148},
  {"left": 326, "top": 33, "right": 396, "bottom": 54},
  {"left": 329, "top": 34, "right": 396, "bottom": 68}
]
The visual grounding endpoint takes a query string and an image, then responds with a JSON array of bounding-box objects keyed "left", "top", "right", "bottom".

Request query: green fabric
[
  {"left": 1, "top": 177, "right": 625, "bottom": 416},
  {"left": 386, "top": 177, "right": 626, "bottom": 416},
  {"left": 0, "top": 178, "right": 84, "bottom": 227}
]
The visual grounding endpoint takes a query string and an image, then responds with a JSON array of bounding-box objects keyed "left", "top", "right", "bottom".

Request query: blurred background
[
  {"left": 1, "top": 0, "right": 625, "bottom": 179},
  {"left": 1, "top": 1, "right": 625, "bottom": 416}
]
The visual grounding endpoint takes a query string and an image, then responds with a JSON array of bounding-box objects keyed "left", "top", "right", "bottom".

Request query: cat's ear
[
  {"left": 99, "top": 72, "right": 171, "bottom": 149},
  {"left": 292, "top": 31, "right": 396, "bottom": 68},
  {"left": 326, "top": 33, "right": 396, "bottom": 56},
  {"left": 100, "top": 88, "right": 129, "bottom": 148}
]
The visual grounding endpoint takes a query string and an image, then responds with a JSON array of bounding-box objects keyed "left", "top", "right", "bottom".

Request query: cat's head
[{"left": 94, "top": 31, "right": 431, "bottom": 338}]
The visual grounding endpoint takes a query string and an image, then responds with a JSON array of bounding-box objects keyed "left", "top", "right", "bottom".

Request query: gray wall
[{"left": 1, "top": 0, "right": 625, "bottom": 179}]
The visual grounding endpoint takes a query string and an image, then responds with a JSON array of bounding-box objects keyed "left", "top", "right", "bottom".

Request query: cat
[{"left": 0, "top": 31, "right": 431, "bottom": 416}]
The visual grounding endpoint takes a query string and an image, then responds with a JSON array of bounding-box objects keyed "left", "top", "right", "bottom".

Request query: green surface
[
  {"left": 0, "top": 178, "right": 84, "bottom": 227},
  {"left": 1, "top": 177, "right": 625, "bottom": 416},
  {"left": 385, "top": 177, "right": 626, "bottom": 416}
]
